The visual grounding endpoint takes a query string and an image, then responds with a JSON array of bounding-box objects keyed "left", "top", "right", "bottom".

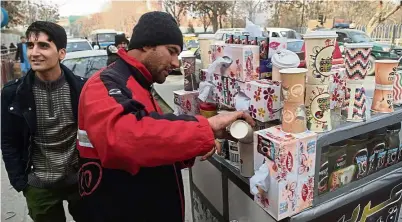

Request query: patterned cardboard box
[
  {"left": 244, "top": 80, "right": 282, "bottom": 122},
  {"left": 173, "top": 90, "right": 200, "bottom": 116},
  {"left": 223, "top": 44, "right": 260, "bottom": 82},
  {"left": 253, "top": 126, "right": 317, "bottom": 220}
]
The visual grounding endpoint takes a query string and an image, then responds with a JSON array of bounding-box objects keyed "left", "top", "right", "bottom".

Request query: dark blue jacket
[{"left": 1, "top": 64, "right": 86, "bottom": 192}]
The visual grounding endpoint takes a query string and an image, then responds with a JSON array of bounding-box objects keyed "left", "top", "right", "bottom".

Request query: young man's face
[
  {"left": 142, "top": 44, "right": 181, "bottom": 84},
  {"left": 21, "top": 37, "right": 27, "bottom": 43},
  {"left": 27, "top": 32, "right": 66, "bottom": 72}
]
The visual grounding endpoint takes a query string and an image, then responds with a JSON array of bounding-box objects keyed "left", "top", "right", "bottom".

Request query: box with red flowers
[
  {"left": 223, "top": 45, "right": 260, "bottom": 82},
  {"left": 209, "top": 43, "right": 226, "bottom": 63},
  {"left": 244, "top": 80, "right": 282, "bottom": 122},
  {"left": 173, "top": 90, "right": 200, "bottom": 116},
  {"left": 212, "top": 73, "right": 243, "bottom": 108}
]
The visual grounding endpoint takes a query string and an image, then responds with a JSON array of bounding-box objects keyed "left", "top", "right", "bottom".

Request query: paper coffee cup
[
  {"left": 280, "top": 68, "right": 308, "bottom": 103},
  {"left": 271, "top": 49, "right": 301, "bottom": 81},
  {"left": 198, "top": 34, "right": 215, "bottom": 69},
  {"left": 305, "top": 84, "right": 332, "bottom": 132},
  {"left": 303, "top": 31, "right": 338, "bottom": 84},
  {"left": 344, "top": 43, "right": 373, "bottom": 82},
  {"left": 374, "top": 60, "right": 398, "bottom": 86},
  {"left": 230, "top": 120, "right": 253, "bottom": 143}
]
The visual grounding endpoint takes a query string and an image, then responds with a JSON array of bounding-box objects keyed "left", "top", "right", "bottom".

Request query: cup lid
[
  {"left": 303, "top": 31, "right": 338, "bottom": 39},
  {"left": 375, "top": 59, "right": 399, "bottom": 64},
  {"left": 279, "top": 68, "right": 308, "bottom": 74},
  {"left": 271, "top": 49, "right": 301, "bottom": 69},
  {"left": 344, "top": 43, "right": 373, "bottom": 49}
]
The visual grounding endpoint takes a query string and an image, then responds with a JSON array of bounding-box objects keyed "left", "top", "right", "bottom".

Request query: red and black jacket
[{"left": 77, "top": 49, "right": 215, "bottom": 222}]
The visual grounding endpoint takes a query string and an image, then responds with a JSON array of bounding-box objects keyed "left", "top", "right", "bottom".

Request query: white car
[
  {"left": 62, "top": 50, "right": 107, "bottom": 78},
  {"left": 66, "top": 38, "right": 93, "bottom": 53}
]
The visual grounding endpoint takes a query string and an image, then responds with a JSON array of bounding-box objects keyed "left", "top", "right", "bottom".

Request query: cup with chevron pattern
[{"left": 344, "top": 43, "right": 373, "bottom": 83}]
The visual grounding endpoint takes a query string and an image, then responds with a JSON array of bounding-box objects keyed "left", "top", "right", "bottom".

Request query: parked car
[
  {"left": 325, "top": 28, "right": 402, "bottom": 75},
  {"left": 66, "top": 38, "right": 93, "bottom": 53},
  {"left": 263, "top": 27, "right": 302, "bottom": 39},
  {"left": 61, "top": 50, "right": 107, "bottom": 78}
]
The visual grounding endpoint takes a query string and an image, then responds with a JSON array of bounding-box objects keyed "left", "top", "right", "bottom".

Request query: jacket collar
[
  {"left": 117, "top": 48, "right": 153, "bottom": 85},
  {"left": 14, "top": 64, "right": 82, "bottom": 134},
  {"left": 17, "top": 64, "right": 80, "bottom": 98}
]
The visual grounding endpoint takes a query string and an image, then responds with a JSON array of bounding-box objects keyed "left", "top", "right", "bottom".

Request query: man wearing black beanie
[
  {"left": 1, "top": 21, "right": 87, "bottom": 221},
  {"left": 77, "top": 11, "right": 254, "bottom": 221},
  {"left": 106, "top": 33, "right": 129, "bottom": 66}
]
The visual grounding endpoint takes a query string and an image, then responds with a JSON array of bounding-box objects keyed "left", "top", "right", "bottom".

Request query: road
[{"left": 1, "top": 75, "right": 400, "bottom": 222}]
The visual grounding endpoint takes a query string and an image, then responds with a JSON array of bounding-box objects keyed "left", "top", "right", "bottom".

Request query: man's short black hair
[
  {"left": 20, "top": 36, "right": 26, "bottom": 39},
  {"left": 25, "top": 21, "right": 67, "bottom": 51}
]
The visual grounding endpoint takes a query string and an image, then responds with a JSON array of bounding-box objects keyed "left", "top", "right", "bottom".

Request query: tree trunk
[
  {"left": 219, "top": 15, "right": 223, "bottom": 29},
  {"left": 366, "top": 2, "right": 401, "bottom": 36},
  {"left": 211, "top": 16, "right": 218, "bottom": 33}
]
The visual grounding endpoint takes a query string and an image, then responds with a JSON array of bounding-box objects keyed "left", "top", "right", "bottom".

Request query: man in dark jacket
[
  {"left": 77, "top": 11, "right": 254, "bottom": 222},
  {"left": 15, "top": 36, "right": 31, "bottom": 75},
  {"left": 1, "top": 21, "right": 86, "bottom": 221},
  {"left": 106, "top": 33, "right": 129, "bottom": 65}
]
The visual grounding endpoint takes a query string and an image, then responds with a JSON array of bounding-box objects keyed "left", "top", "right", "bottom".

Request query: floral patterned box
[
  {"left": 209, "top": 43, "right": 226, "bottom": 63},
  {"left": 330, "top": 68, "right": 347, "bottom": 110},
  {"left": 173, "top": 90, "right": 200, "bottom": 116},
  {"left": 212, "top": 73, "right": 243, "bottom": 108},
  {"left": 244, "top": 80, "right": 281, "bottom": 122},
  {"left": 223, "top": 45, "right": 260, "bottom": 82},
  {"left": 253, "top": 125, "right": 317, "bottom": 220}
]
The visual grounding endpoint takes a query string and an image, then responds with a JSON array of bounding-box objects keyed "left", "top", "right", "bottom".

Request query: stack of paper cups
[
  {"left": 280, "top": 68, "right": 308, "bottom": 133},
  {"left": 371, "top": 60, "right": 399, "bottom": 113},
  {"left": 303, "top": 31, "right": 337, "bottom": 131},
  {"left": 341, "top": 43, "right": 373, "bottom": 122},
  {"left": 230, "top": 120, "right": 254, "bottom": 177},
  {"left": 239, "top": 142, "right": 254, "bottom": 177}
]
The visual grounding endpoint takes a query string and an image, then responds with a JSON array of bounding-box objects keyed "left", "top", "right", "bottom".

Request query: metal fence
[{"left": 355, "top": 23, "right": 402, "bottom": 45}]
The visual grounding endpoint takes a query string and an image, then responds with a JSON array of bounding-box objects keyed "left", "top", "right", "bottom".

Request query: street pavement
[{"left": 1, "top": 74, "right": 401, "bottom": 222}]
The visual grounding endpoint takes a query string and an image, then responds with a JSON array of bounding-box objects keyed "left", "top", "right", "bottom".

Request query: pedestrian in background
[
  {"left": 1, "top": 21, "right": 86, "bottom": 222},
  {"left": 106, "top": 33, "right": 129, "bottom": 65},
  {"left": 15, "top": 36, "right": 31, "bottom": 75},
  {"left": 9, "top": 42, "right": 17, "bottom": 53}
]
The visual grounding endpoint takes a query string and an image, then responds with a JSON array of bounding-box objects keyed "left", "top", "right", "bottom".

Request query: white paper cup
[{"left": 230, "top": 120, "right": 253, "bottom": 143}]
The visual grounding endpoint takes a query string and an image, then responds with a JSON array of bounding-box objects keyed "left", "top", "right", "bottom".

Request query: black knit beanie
[
  {"left": 128, "top": 11, "right": 183, "bottom": 51},
  {"left": 26, "top": 21, "right": 67, "bottom": 50},
  {"left": 115, "top": 33, "right": 128, "bottom": 46}
]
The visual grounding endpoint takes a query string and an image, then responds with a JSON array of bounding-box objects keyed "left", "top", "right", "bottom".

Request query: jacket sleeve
[
  {"left": 1, "top": 87, "right": 27, "bottom": 192},
  {"left": 78, "top": 77, "right": 216, "bottom": 175}
]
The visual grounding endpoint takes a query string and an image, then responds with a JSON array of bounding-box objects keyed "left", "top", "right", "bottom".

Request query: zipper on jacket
[
  {"left": 149, "top": 85, "right": 158, "bottom": 112},
  {"left": 46, "top": 83, "right": 54, "bottom": 117}
]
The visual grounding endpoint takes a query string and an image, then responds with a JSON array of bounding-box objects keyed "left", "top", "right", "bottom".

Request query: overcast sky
[{"left": 44, "top": 0, "right": 109, "bottom": 17}]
